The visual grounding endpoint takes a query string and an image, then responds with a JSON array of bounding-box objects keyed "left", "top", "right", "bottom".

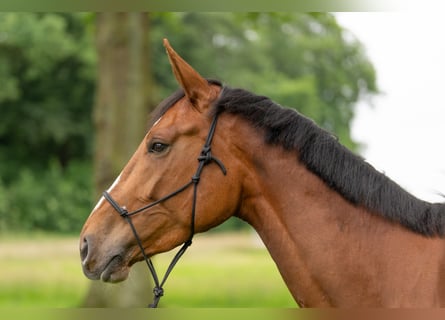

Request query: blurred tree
[
  {"left": 81, "top": 12, "right": 156, "bottom": 307},
  {"left": 0, "top": 13, "right": 95, "bottom": 232},
  {"left": 0, "top": 13, "right": 95, "bottom": 180}
]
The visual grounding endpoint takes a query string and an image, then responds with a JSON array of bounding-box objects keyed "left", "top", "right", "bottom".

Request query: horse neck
[{"left": 227, "top": 117, "right": 445, "bottom": 307}]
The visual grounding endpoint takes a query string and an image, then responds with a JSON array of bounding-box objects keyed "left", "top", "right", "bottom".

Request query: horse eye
[{"left": 149, "top": 142, "right": 169, "bottom": 154}]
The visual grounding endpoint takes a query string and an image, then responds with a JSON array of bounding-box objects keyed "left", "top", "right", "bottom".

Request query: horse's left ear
[{"left": 163, "top": 38, "right": 214, "bottom": 112}]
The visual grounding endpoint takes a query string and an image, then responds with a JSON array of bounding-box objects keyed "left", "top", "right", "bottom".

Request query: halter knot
[
  {"left": 148, "top": 287, "right": 164, "bottom": 308},
  {"left": 153, "top": 286, "right": 164, "bottom": 298},
  {"left": 197, "top": 146, "right": 227, "bottom": 175},
  {"left": 119, "top": 206, "right": 129, "bottom": 218},
  {"left": 198, "top": 146, "right": 213, "bottom": 164},
  {"left": 191, "top": 175, "right": 200, "bottom": 184}
]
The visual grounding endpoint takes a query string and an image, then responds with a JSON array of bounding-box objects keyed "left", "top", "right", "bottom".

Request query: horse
[{"left": 80, "top": 39, "right": 445, "bottom": 307}]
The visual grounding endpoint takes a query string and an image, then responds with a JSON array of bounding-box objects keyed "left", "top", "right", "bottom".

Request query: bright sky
[{"left": 335, "top": 12, "right": 445, "bottom": 202}]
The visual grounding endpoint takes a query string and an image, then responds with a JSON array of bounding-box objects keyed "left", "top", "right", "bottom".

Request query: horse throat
[{"left": 236, "top": 142, "right": 344, "bottom": 306}]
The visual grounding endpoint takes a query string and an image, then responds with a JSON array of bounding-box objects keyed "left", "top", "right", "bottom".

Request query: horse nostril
[{"left": 80, "top": 236, "right": 89, "bottom": 263}]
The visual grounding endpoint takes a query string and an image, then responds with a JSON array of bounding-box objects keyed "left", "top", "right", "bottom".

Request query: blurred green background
[{"left": 0, "top": 12, "right": 377, "bottom": 307}]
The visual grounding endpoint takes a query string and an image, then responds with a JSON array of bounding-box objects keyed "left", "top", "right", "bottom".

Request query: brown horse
[{"left": 80, "top": 39, "right": 445, "bottom": 307}]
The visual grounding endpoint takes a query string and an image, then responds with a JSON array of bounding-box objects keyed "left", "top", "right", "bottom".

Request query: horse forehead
[
  {"left": 145, "top": 116, "right": 164, "bottom": 137},
  {"left": 151, "top": 103, "right": 200, "bottom": 133}
]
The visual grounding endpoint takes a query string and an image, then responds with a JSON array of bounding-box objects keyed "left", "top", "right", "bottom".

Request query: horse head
[{"left": 79, "top": 40, "right": 242, "bottom": 284}]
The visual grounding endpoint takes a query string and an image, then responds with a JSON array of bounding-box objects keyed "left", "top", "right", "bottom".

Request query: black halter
[{"left": 102, "top": 112, "right": 226, "bottom": 308}]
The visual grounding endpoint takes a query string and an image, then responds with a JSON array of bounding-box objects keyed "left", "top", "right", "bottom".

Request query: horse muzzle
[{"left": 80, "top": 234, "right": 130, "bottom": 283}]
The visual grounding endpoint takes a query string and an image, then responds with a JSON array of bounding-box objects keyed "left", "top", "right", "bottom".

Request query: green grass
[
  {"left": 0, "top": 232, "right": 296, "bottom": 307},
  {"left": 0, "top": 235, "right": 89, "bottom": 307}
]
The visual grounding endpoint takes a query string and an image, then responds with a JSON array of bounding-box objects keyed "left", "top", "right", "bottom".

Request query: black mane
[
  {"left": 152, "top": 82, "right": 445, "bottom": 237},
  {"left": 214, "top": 86, "right": 445, "bottom": 237}
]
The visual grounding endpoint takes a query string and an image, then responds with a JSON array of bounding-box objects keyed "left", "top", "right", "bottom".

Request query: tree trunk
[{"left": 82, "top": 12, "right": 156, "bottom": 307}]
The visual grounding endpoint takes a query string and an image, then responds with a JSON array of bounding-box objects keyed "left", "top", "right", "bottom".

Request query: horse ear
[{"left": 163, "top": 38, "right": 213, "bottom": 112}]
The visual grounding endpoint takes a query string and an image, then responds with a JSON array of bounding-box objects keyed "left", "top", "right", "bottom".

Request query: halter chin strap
[{"left": 102, "top": 113, "right": 226, "bottom": 308}]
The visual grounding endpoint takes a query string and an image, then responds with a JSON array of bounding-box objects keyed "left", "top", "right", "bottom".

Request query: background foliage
[{"left": 0, "top": 12, "right": 377, "bottom": 233}]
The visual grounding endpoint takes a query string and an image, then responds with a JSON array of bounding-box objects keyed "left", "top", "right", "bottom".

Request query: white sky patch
[{"left": 335, "top": 12, "right": 445, "bottom": 202}]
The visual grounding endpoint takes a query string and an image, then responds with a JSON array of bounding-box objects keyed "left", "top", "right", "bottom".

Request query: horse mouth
[
  {"left": 83, "top": 255, "right": 130, "bottom": 283},
  {"left": 100, "top": 255, "right": 130, "bottom": 283}
]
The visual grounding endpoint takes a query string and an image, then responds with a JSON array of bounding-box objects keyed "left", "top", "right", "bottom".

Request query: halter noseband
[{"left": 102, "top": 112, "right": 226, "bottom": 308}]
